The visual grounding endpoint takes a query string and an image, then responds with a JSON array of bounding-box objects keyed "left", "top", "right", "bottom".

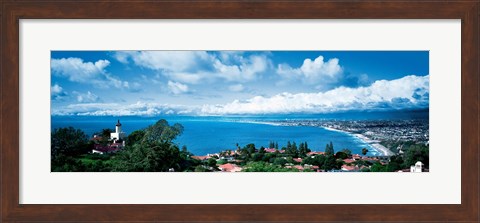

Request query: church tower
[
  {"left": 115, "top": 119, "right": 122, "bottom": 134},
  {"left": 110, "top": 119, "right": 126, "bottom": 141}
]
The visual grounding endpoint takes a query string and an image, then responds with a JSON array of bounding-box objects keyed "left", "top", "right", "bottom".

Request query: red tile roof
[
  {"left": 264, "top": 148, "right": 277, "bottom": 153},
  {"left": 341, "top": 164, "right": 357, "bottom": 171},
  {"left": 218, "top": 163, "right": 242, "bottom": 172},
  {"left": 91, "top": 136, "right": 104, "bottom": 141},
  {"left": 307, "top": 151, "right": 325, "bottom": 156},
  {"left": 265, "top": 148, "right": 285, "bottom": 153},
  {"left": 286, "top": 165, "right": 304, "bottom": 170},
  {"left": 93, "top": 144, "right": 121, "bottom": 153},
  {"left": 191, "top": 156, "right": 210, "bottom": 161},
  {"left": 293, "top": 165, "right": 304, "bottom": 170}
]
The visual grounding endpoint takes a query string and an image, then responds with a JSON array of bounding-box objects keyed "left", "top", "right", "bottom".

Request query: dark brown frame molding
[{"left": 1, "top": 0, "right": 479, "bottom": 222}]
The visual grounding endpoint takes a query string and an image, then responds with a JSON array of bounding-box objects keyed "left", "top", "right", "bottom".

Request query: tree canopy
[{"left": 325, "top": 141, "right": 334, "bottom": 155}]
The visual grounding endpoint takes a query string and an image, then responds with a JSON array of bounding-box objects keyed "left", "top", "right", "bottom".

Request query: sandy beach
[{"left": 323, "top": 127, "right": 395, "bottom": 156}]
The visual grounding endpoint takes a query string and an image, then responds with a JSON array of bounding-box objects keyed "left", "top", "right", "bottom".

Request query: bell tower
[{"left": 115, "top": 119, "right": 122, "bottom": 134}]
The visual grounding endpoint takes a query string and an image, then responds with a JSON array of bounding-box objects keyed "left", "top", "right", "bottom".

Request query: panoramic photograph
[{"left": 51, "top": 51, "right": 429, "bottom": 172}]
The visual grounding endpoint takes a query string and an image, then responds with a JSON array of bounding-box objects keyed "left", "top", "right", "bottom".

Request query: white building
[
  {"left": 110, "top": 119, "right": 126, "bottom": 140},
  {"left": 410, "top": 161, "right": 424, "bottom": 172}
]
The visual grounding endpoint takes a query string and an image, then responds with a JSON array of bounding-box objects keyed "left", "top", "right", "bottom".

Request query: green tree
[
  {"left": 142, "top": 119, "right": 184, "bottom": 143},
  {"left": 194, "top": 165, "right": 210, "bottom": 172},
  {"left": 404, "top": 144, "right": 429, "bottom": 168},
  {"left": 361, "top": 148, "right": 369, "bottom": 155},
  {"left": 252, "top": 153, "right": 264, "bottom": 162},
  {"left": 101, "top": 128, "right": 114, "bottom": 138},
  {"left": 286, "top": 141, "right": 299, "bottom": 157},
  {"left": 92, "top": 128, "right": 114, "bottom": 139},
  {"left": 340, "top": 149, "right": 352, "bottom": 157},
  {"left": 302, "top": 154, "right": 326, "bottom": 167},
  {"left": 335, "top": 151, "right": 348, "bottom": 159},
  {"left": 370, "top": 163, "right": 387, "bottom": 172},
  {"left": 112, "top": 120, "right": 189, "bottom": 172},
  {"left": 51, "top": 127, "right": 89, "bottom": 159},
  {"left": 242, "top": 161, "right": 299, "bottom": 172},
  {"left": 387, "top": 155, "right": 404, "bottom": 171},
  {"left": 325, "top": 141, "right": 335, "bottom": 155},
  {"left": 259, "top": 146, "right": 266, "bottom": 154},
  {"left": 299, "top": 142, "right": 307, "bottom": 157},
  {"left": 323, "top": 154, "right": 339, "bottom": 171},
  {"left": 273, "top": 157, "right": 288, "bottom": 166},
  {"left": 245, "top": 143, "right": 256, "bottom": 155},
  {"left": 269, "top": 141, "right": 275, "bottom": 148},
  {"left": 207, "top": 158, "right": 217, "bottom": 168},
  {"left": 126, "top": 130, "right": 145, "bottom": 146}
]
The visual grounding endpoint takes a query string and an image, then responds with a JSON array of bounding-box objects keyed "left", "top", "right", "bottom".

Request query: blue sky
[{"left": 51, "top": 51, "right": 429, "bottom": 116}]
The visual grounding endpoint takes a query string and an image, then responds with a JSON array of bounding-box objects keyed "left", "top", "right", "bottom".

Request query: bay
[{"left": 51, "top": 110, "right": 428, "bottom": 156}]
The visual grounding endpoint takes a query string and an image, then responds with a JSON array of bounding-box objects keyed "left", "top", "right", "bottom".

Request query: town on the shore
[{"left": 52, "top": 119, "right": 429, "bottom": 172}]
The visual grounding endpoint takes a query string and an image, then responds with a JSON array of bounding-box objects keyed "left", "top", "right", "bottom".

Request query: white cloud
[
  {"left": 112, "top": 51, "right": 270, "bottom": 84},
  {"left": 228, "top": 84, "right": 245, "bottom": 92},
  {"left": 200, "top": 75, "right": 429, "bottom": 115},
  {"left": 111, "top": 51, "right": 131, "bottom": 64},
  {"left": 51, "top": 58, "right": 109, "bottom": 82},
  {"left": 218, "top": 51, "right": 244, "bottom": 63},
  {"left": 51, "top": 101, "right": 196, "bottom": 116},
  {"left": 212, "top": 55, "right": 269, "bottom": 82},
  {"left": 51, "top": 84, "right": 63, "bottom": 95},
  {"left": 127, "top": 51, "right": 211, "bottom": 72},
  {"left": 277, "top": 55, "right": 343, "bottom": 86},
  {"left": 51, "top": 57, "right": 129, "bottom": 89},
  {"left": 51, "top": 84, "right": 68, "bottom": 100},
  {"left": 74, "top": 91, "right": 100, "bottom": 103},
  {"left": 51, "top": 75, "right": 429, "bottom": 116},
  {"left": 167, "top": 81, "right": 189, "bottom": 95}
]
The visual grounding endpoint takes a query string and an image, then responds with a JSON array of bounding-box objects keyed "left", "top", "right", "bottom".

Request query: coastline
[
  {"left": 237, "top": 122, "right": 394, "bottom": 156},
  {"left": 322, "top": 127, "right": 394, "bottom": 156}
]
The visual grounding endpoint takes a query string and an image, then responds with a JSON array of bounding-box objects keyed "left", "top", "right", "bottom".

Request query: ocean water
[{"left": 51, "top": 110, "right": 428, "bottom": 156}]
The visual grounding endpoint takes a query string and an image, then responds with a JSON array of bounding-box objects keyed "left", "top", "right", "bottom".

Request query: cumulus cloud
[
  {"left": 51, "top": 75, "right": 429, "bottom": 116},
  {"left": 111, "top": 51, "right": 131, "bottom": 64},
  {"left": 51, "top": 101, "right": 196, "bottom": 116},
  {"left": 112, "top": 51, "right": 270, "bottom": 84},
  {"left": 51, "top": 57, "right": 130, "bottom": 89},
  {"left": 73, "top": 91, "right": 100, "bottom": 103},
  {"left": 276, "top": 55, "right": 344, "bottom": 88},
  {"left": 200, "top": 75, "right": 429, "bottom": 115},
  {"left": 51, "top": 84, "right": 68, "bottom": 100},
  {"left": 167, "top": 81, "right": 190, "bottom": 95}
]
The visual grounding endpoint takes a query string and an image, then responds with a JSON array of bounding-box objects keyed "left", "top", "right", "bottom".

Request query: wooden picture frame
[{"left": 1, "top": 1, "right": 478, "bottom": 222}]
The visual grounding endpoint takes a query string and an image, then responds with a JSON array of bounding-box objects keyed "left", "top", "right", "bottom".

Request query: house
[
  {"left": 341, "top": 164, "right": 358, "bottom": 172},
  {"left": 307, "top": 151, "right": 325, "bottom": 156},
  {"left": 264, "top": 148, "right": 285, "bottom": 153},
  {"left": 286, "top": 165, "right": 304, "bottom": 171},
  {"left": 293, "top": 158, "right": 302, "bottom": 163},
  {"left": 110, "top": 119, "right": 126, "bottom": 140},
  {"left": 91, "top": 120, "right": 126, "bottom": 154},
  {"left": 218, "top": 163, "right": 242, "bottom": 172},
  {"left": 264, "top": 148, "right": 277, "bottom": 153},
  {"left": 191, "top": 155, "right": 210, "bottom": 161},
  {"left": 92, "top": 144, "right": 121, "bottom": 154},
  {"left": 410, "top": 161, "right": 424, "bottom": 172}
]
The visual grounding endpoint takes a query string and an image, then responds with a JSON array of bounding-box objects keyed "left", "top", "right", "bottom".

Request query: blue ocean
[{"left": 51, "top": 110, "right": 428, "bottom": 156}]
